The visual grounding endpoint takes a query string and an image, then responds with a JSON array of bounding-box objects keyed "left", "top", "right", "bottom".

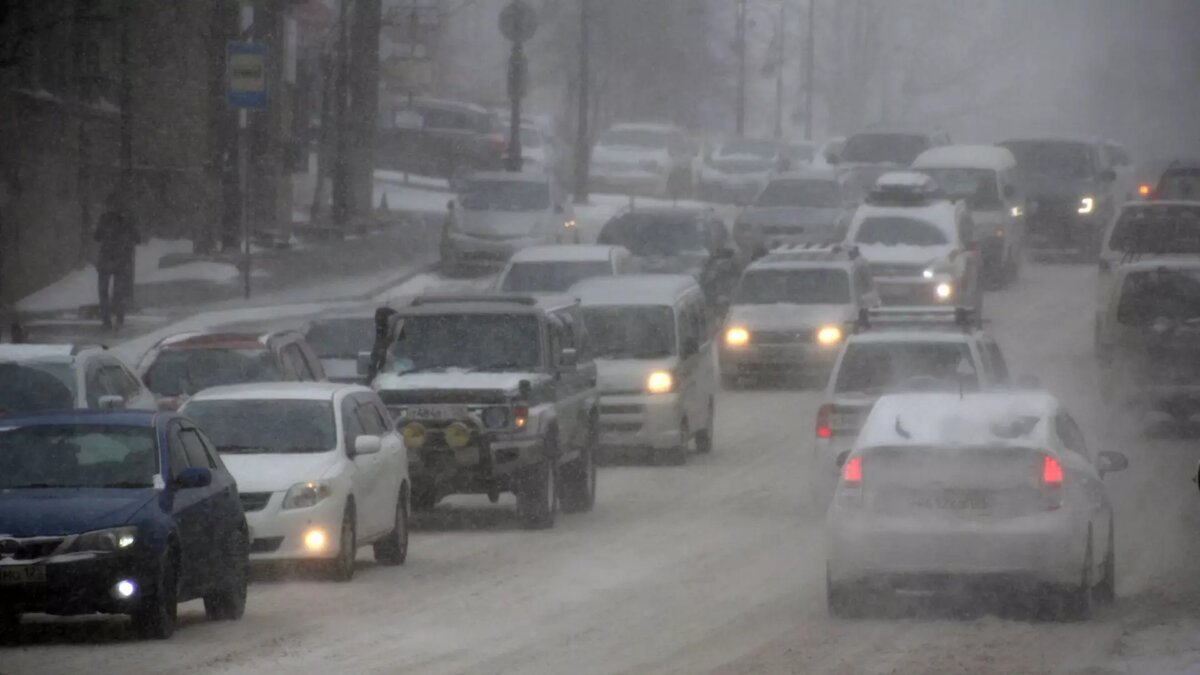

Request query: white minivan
[{"left": 570, "top": 274, "right": 717, "bottom": 465}]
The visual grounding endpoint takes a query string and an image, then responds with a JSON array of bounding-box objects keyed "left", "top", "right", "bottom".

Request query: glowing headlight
[
  {"left": 725, "top": 326, "right": 750, "bottom": 347},
  {"left": 1078, "top": 196, "right": 1095, "bottom": 214},
  {"left": 646, "top": 371, "right": 674, "bottom": 394},
  {"left": 1010, "top": 205, "right": 1024, "bottom": 217},
  {"left": 402, "top": 422, "right": 427, "bottom": 449},
  {"left": 935, "top": 282, "right": 954, "bottom": 299},
  {"left": 444, "top": 422, "right": 471, "bottom": 448},
  {"left": 816, "top": 325, "right": 843, "bottom": 346},
  {"left": 282, "top": 481, "right": 333, "bottom": 510},
  {"left": 303, "top": 528, "right": 328, "bottom": 552},
  {"left": 922, "top": 269, "right": 934, "bottom": 279},
  {"left": 67, "top": 526, "right": 138, "bottom": 553},
  {"left": 563, "top": 219, "right": 577, "bottom": 229}
]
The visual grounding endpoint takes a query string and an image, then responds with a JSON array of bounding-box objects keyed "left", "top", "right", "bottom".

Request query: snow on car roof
[
  {"left": 770, "top": 165, "right": 840, "bottom": 182},
  {"left": 187, "top": 381, "right": 367, "bottom": 402},
  {"left": 607, "top": 122, "right": 681, "bottom": 133},
  {"left": 847, "top": 329, "right": 975, "bottom": 344},
  {"left": 1115, "top": 256, "right": 1200, "bottom": 274},
  {"left": 570, "top": 274, "right": 698, "bottom": 306},
  {"left": 508, "top": 245, "right": 621, "bottom": 263},
  {"left": 851, "top": 199, "right": 960, "bottom": 234},
  {"left": 856, "top": 391, "right": 1058, "bottom": 450},
  {"left": 0, "top": 344, "right": 75, "bottom": 361},
  {"left": 912, "top": 145, "right": 1016, "bottom": 171},
  {"left": 875, "top": 171, "right": 937, "bottom": 188}
]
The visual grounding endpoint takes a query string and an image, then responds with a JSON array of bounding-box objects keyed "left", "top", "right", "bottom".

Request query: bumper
[
  {"left": 826, "top": 508, "right": 1079, "bottom": 586},
  {"left": 1025, "top": 210, "right": 1102, "bottom": 253},
  {"left": 444, "top": 233, "right": 539, "bottom": 269},
  {"left": 720, "top": 343, "right": 837, "bottom": 379},
  {"left": 874, "top": 277, "right": 958, "bottom": 306},
  {"left": 0, "top": 553, "right": 153, "bottom": 616},
  {"left": 244, "top": 493, "right": 344, "bottom": 562},
  {"left": 409, "top": 433, "right": 545, "bottom": 496},
  {"left": 597, "top": 392, "right": 684, "bottom": 450}
]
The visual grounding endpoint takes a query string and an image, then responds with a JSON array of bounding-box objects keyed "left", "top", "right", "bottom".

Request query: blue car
[{"left": 0, "top": 411, "right": 248, "bottom": 640}]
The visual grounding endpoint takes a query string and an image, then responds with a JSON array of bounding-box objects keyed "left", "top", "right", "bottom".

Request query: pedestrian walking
[{"left": 94, "top": 192, "right": 140, "bottom": 330}]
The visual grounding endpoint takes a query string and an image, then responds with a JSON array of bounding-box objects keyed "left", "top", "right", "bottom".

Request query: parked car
[
  {"left": 826, "top": 391, "right": 1126, "bottom": 619},
  {"left": 0, "top": 344, "right": 156, "bottom": 413},
  {"left": 911, "top": 145, "right": 1026, "bottom": 287},
  {"left": 570, "top": 275, "right": 717, "bottom": 465},
  {"left": 302, "top": 313, "right": 377, "bottom": 384},
  {"left": 589, "top": 123, "right": 695, "bottom": 198},
  {"left": 136, "top": 331, "right": 327, "bottom": 410},
  {"left": 440, "top": 171, "right": 577, "bottom": 276},
  {"left": 181, "top": 383, "right": 408, "bottom": 580},
  {"left": 365, "top": 294, "right": 599, "bottom": 529},
  {"left": 495, "top": 244, "right": 630, "bottom": 294},
  {"left": 0, "top": 410, "right": 249, "bottom": 639},
  {"left": 376, "top": 97, "right": 505, "bottom": 182},
  {"left": 732, "top": 166, "right": 861, "bottom": 260},
  {"left": 1146, "top": 159, "right": 1200, "bottom": 201},
  {"left": 695, "top": 137, "right": 790, "bottom": 204}
]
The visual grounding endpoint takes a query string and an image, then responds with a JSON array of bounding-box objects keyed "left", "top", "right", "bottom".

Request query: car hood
[
  {"left": 373, "top": 370, "right": 545, "bottom": 394},
  {"left": 857, "top": 243, "right": 954, "bottom": 266},
  {"left": 0, "top": 488, "right": 157, "bottom": 537},
  {"left": 726, "top": 304, "right": 857, "bottom": 331},
  {"left": 630, "top": 251, "right": 707, "bottom": 277},
  {"left": 737, "top": 207, "right": 842, "bottom": 229},
  {"left": 221, "top": 450, "right": 343, "bottom": 493},
  {"left": 596, "top": 357, "right": 678, "bottom": 393},
  {"left": 458, "top": 209, "right": 545, "bottom": 238}
]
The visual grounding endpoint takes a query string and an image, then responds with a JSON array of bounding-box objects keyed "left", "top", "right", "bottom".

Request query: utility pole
[
  {"left": 118, "top": 0, "right": 132, "bottom": 199},
  {"left": 773, "top": 3, "right": 785, "bottom": 140},
  {"left": 500, "top": 1, "right": 536, "bottom": 173},
  {"left": 735, "top": 0, "right": 747, "bottom": 136},
  {"left": 804, "top": 0, "right": 815, "bottom": 140},
  {"left": 331, "top": 0, "right": 351, "bottom": 231},
  {"left": 573, "top": 0, "right": 590, "bottom": 204}
]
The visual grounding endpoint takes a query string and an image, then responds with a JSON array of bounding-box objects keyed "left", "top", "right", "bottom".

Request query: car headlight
[
  {"left": 282, "top": 481, "right": 333, "bottom": 510},
  {"left": 816, "top": 325, "right": 843, "bottom": 346},
  {"left": 1078, "top": 196, "right": 1095, "bottom": 214},
  {"left": 1010, "top": 205, "right": 1024, "bottom": 217},
  {"left": 646, "top": 371, "right": 674, "bottom": 394},
  {"left": 922, "top": 268, "right": 934, "bottom": 279},
  {"left": 481, "top": 406, "right": 509, "bottom": 429},
  {"left": 402, "top": 422, "right": 427, "bottom": 448},
  {"left": 563, "top": 219, "right": 577, "bottom": 229},
  {"left": 725, "top": 326, "right": 750, "bottom": 347},
  {"left": 65, "top": 526, "right": 138, "bottom": 553},
  {"left": 935, "top": 282, "right": 954, "bottom": 299}
]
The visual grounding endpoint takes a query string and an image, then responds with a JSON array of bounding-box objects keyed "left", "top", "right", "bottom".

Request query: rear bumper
[
  {"left": 874, "top": 277, "right": 961, "bottom": 307},
  {"left": 720, "top": 343, "right": 836, "bottom": 379},
  {"left": 443, "top": 233, "right": 540, "bottom": 269},
  {"left": 589, "top": 171, "right": 668, "bottom": 197},
  {"left": 597, "top": 392, "right": 684, "bottom": 450}
]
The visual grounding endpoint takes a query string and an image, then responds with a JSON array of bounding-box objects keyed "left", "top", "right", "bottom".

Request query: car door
[
  {"left": 114, "top": 358, "right": 157, "bottom": 410},
  {"left": 690, "top": 298, "right": 716, "bottom": 428},
  {"left": 165, "top": 421, "right": 217, "bottom": 595},
  {"left": 1055, "top": 411, "right": 1110, "bottom": 572},
  {"left": 183, "top": 424, "right": 244, "bottom": 568},
  {"left": 296, "top": 340, "right": 328, "bottom": 381},
  {"left": 341, "top": 394, "right": 385, "bottom": 539},
  {"left": 362, "top": 397, "right": 404, "bottom": 530}
]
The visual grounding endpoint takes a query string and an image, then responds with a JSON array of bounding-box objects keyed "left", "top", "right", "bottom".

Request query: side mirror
[
  {"left": 98, "top": 395, "right": 126, "bottom": 411},
  {"left": 174, "top": 467, "right": 212, "bottom": 490},
  {"left": 1095, "top": 451, "right": 1128, "bottom": 477},
  {"left": 825, "top": 152, "right": 840, "bottom": 166},
  {"left": 357, "top": 351, "right": 373, "bottom": 377},
  {"left": 1003, "top": 184, "right": 1016, "bottom": 199},
  {"left": 1098, "top": 168, "right": 1117, "bottom": 182},
  {"left": 518, "top": 379, "right": 533, "bottom": 397},
  {"left": 835, "top": 450, "right": 851, "bottom": 468},
  {"left": 559, "top": 347, "right": 578, "bottom": 368},
  {"left": 354, "top": 434, "right": 383, "bottom": 456}
]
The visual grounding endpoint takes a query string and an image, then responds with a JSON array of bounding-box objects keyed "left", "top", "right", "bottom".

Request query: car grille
[
  {"left": 250, "top": 537, "right": 284, "bottom": 554},
  {"left": 870, "top": 263, "right": 925, "bottom": 278},
  {"left": 379, "top": 390, "right": 509, "bottom": 406},
  {"left": 0, "top": 536, "right": 65, "bottom": 561},
  {"left": 751, "top": 330, "right": 813, "bottom": 344},
  {"left": 239, "top": 492, "right": 272, "bottom": 513},
  {"left": 1028, "top": 199, "right": 1074, "bottom": 229}
]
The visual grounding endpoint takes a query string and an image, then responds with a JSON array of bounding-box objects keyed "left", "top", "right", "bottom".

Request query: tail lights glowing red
[
  {"left": 816, "top": 404, "right": 833, "bottom": 439},
  {"left": 1042, "top": 455, "right": 1064, "bottom": 485},
  {"left": 514, "top": 405, "right": 529, "bottom": 429},
  {"left": 842, "top": 455, "right": 862, "bottom": 485}
]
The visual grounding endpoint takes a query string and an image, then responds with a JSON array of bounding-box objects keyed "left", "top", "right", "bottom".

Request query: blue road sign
[{"left": 228, "top": 42, "right": 268, "bottom": 109}]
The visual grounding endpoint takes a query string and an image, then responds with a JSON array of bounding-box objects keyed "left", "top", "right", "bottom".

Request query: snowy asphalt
[{"left": 5, "top": 262, "right": 1200, "bottom": 674}]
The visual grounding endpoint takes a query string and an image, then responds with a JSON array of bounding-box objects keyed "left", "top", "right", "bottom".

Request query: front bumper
[
  {"left": 1025, "top": 205, "right": 1101, "bottom": 254},
  {"left": 597, "top": 392, "right": 684, "bottom": 450},
  {"left": 697, "top": 174, "right": 767, "bottom": 203},
  {"left": 242, "top": 492, "right": 344, "bottom": 562},
  {"left": 874, "top": 277, "right": 958, "bottom": 307},
  {"left": 0, "top": 552, "right": 153, "bottom": 616},
  {"left": 408, "top": 430, "right": 545, "bottom": 496},
  {"left": 720, "top": 341, "right": 837, "bottom": 379}
]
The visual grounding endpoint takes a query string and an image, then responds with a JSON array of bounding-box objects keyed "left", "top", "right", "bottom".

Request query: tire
[
  {"left": 660, "top": 419, "right": 689, "bottom": 466},
  {"left": 131, "top": 552, "right": 178, "bottom": 640},
  {"left": 694, "top": 398, "right": 715, "bottom": 454},
  {"left": 1096, "top": 518, "right": 1116, "bottom": 606},
  {"left": 373, "top": 488, "right": 409, "bottom": 566},
  {"left": 204, "top": 528, "right": 248, "bottom": 621},
  {"left": 517, "top": 452, "right": 558, "bottom": 530},
  {"left": 1047, "top": 530, "right": 1094, "bottom": 621},
  {"left": 328, "top": 506, "right": 357, "bottom": 582},
  {"left": 560, "top": 423, "right": 597, "bottom": 514}
]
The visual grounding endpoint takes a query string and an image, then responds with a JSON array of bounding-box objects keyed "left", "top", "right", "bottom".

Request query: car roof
[
  {"left": 847, "top": 329, "right": 976, "bottom": 345},
  {"left": 396, "top": 295, "right": 547, "bottom": 317},
  {"left": 468, "top": 171, "right": 550, "bottom": 184},
  {"left": 1118, "top": 199, "right": 1200, "bottom": 212},
  {"left": 999, "top": 136, "right": 1100, "bottom": 148},
  {"left": 912, "top": 145, "right": 1016, "bottom": 171},
  {"left": 850, "top": 127, "right": 939, "bottom": 138},
  {"left": 853, "top": 200, "right": 960, "bottom": 232},
  {"left": 187, "top": 382, "right": 368, "bottom": 402},
  {"left": 571, "top": 274, "right": 699, "bottom": 306},
  {"left": 0, "top": 344, "right": 77, "bottom": 362},
  {"left": 606, "top": 122, "right": 681, "bottom": 133},
  {"left": 508, "top": 245, "right": 622, "bottom": 263},
  {"left": 1159, "top": 159, "right": 1200, "bottom": 171},
  {"left": 1115, "top": 257, "right": 1200, "bottom": 275},
  {"left": 614, "top": 206, "right": 712, "bottom": 219},
  {"left": 405, "top": 97, "right": 490, "bottom": 115},
  {"left": 157, "top": 331, "right": 294, "bottom": 350},
  {"left": 747, "top": 258, "right": 855, "bottom": 272},
  {"left": 769, "top": 166, "right": 840, "bottom": 182},
  {"left": 857, "top": 391, "right": 1058, "bottom": 450},
  {"left": 0, "top": 409, "right": 163, "bottom": 427}
]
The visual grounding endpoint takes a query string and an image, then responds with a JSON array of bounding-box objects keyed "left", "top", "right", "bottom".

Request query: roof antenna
[{"left": 894, "top": 416, "right": 911, "bottom": 439}]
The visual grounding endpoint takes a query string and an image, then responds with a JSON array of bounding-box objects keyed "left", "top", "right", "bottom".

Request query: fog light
[
  {"left": 304, "top": 528, "right": 328, "bottom": 552},
  {"left": 402, "top": 422, "right": 426, "bottom": 449},
  {"left": 724, "top": 326, "right": 749, "bottom": 347},
  {"left": 445, "top": 422, "right": 471, "bottom": 448},
  {"left": 816, "top": 325, "right": 843, "bottom": 346},
  {"left": 935, "top": 283, "right": 953, "bottom": 299},
  {"left": 115, "top": 579, "right": 136, "bottom": 598}
]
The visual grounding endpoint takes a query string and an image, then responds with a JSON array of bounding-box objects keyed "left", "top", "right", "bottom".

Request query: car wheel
[
  {"left": 694, "top": 398, "right": 715, "bottom": 454},
  {"left": 517, "top": 448, "right": 558, "bottom": 530},
  {"left": 560, "top": 422, "right": 597, "bottom": 514},
  {"left": 373, "top": 488, "right": 409, "bottom": 566},
  {"left": 1050, "top": 530, "right": 1094, "bottom": 621},
  {"left": 826, "top": 566, "right": 863, "bottom": 619},
  {"left": 659, "top": 419, "right": 689, "bottom": 466},
  {"left": 328, "top": 506, "right": 357, "bottom": 582},
  {"left": 1096, "top": 518, "right": 1116, "bottom": 605},
  {"left": 204, "top": 528, "right": 248, "bottom": 621},
  {"left": 131, "top": 552, "right": 178, "bottom": 640}
]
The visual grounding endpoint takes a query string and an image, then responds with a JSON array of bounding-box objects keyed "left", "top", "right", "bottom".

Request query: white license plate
[
  {"left": 911, "top": 491, "right": 989, "bottom": 511},
  {"left": 400, "top": 405, "right": 469, "bottom": 421},
  {"left": 0, "top": 565, "right": 46, "bottom": 585},
  {"left": 829, "top": 414, "right": 859, "bottom": 430}
]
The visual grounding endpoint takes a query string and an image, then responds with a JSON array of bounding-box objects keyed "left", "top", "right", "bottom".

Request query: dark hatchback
[{"left": 0, "top": 411, "right": 248, "bottom": 640}]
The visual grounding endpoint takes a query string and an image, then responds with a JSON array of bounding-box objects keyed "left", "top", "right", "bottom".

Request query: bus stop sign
[{"left": 227, "top": 42, "right": 267, "bottom": 109}]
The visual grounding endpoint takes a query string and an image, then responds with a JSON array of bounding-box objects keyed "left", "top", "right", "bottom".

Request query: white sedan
[
  {"left": 825, "top": 391, "right": 1127, "bottom": 619},
  {"left": 182, "top": 382, "right": 409, "bottom": 581}
]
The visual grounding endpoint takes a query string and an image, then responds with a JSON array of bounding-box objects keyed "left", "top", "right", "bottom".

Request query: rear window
[
  {"left": 1156, "top": 168, "right": 1200, "bottom": 201},
  {"left": 913, "top": 168, "right": 1001, "bottom": 210},
  {"left": 835, "top": 341, "right": 976, "bottom": 394},
  {"left": 734, "top": 269, "right": 851, "bottom": 305},
  {"left": 1117, "top": 268, "right": 1200, "bottom": 326},
  {"left": 0, "top": 363, "right": 75, "bottom": 413},
  {"left": 598, "top": 128, "right": 670, "bottom": 150},
  {"left": 305, "top": 319, "right": 375, "bottom": 360},
  {"left": 854, "top": 216, "right": 948, "bottom": 246},
  {"left": 460, "top": 179, "right": 550, "bottom": 211},
  {"left": 719, "top": 139, "right": 779, "bottom": 158},
  {"left": 841, "top": 133, "right": 930, "bottom": 166},
  {"left": 501, "top": 261, "right": 613, "bottom": 293},
  {"left": 1107, "top": 205, "right": 1200, "bottom": 254},
  {"left": 754, "top": 179, "right": 840, "bottom": 208},
  {"left": 143, "top": 348, "right": 281, "bottom": 397},
  {"left": 999, "top": 140, "right": 1093, "bottom": 179}
]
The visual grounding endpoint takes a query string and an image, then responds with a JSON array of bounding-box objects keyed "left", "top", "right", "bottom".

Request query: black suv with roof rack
[{"left": 362, "top": 295, "right": 599, "bottom": 529}]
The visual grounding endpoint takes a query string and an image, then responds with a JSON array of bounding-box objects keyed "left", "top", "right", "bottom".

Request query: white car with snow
[
  {"left": 826, "top": 391, "right": 1128, "bottom": 619},
  {"left": 494, "top": 244, "right": 631, "bottom": 294},
  {"left": 0, "top": 344, "right": 157, "bottom": 412},
  {"left": 571, "top": 275, "right": 717, "bottom": 465},
  {"left": 845, "top": 172, "right": 983, "bottom": 313},
  {"left": 589, "top": 123, "right": 695, "bottom": 198},
  {"left": 695, "top": 137, "right": 789, "bottom": 204},
  {"left": 364, "top": 294, "right": 599, "bottom": 529},
  {"left": 181, "top": 383, "right": 409, "bottom": 581}
]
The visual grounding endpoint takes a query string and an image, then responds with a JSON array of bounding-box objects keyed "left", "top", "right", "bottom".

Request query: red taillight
[
  {"left": 842, "top": 455, "right": 862, "bottom": 485},
  {"left": 1042, "top": 455, "right": 1064, "bottom": 485},
  {"left": 816, "top": 404, "right": 833, "bottom": 439},
  {"left": 514, "top": 405, "right": 529, "bottom": 429}
]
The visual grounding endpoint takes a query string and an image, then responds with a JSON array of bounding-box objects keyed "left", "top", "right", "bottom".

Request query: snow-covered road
[{"left": 6, "top": 262, "right": 1200, "bottom": 674}]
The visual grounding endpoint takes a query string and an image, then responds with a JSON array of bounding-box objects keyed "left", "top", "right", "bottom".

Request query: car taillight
[
  {"left": 514, "top": 404, "right": 529, "bottom": 429},
  {"left": 1040, "top": 454, "right": 1064, "bottom": 509},
  {"left": 816, "top": 404, "right": 833, "bottom": 439},
  {"left": 491, "top": 135, "right": 508, "bottom": 152},
  {"left": 842, "top": 455, "right": 862, "bottom": 486},
  {"left": 1138, "top": 184, "right": 1151, "bottom": 197}
]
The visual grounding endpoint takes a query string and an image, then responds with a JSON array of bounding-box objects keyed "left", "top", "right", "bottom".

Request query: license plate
[
  {"left": 0, "top": 565, "right": 46, "bottom": 585},
  {"left": 399, "top": 405, "right": 469, "bottom": 421},
  {"left": 829, "top": 414, "right": 859, "bottom": 431},
  {"left": 911, "top": 491, "right": 989, "bottom": 511}
]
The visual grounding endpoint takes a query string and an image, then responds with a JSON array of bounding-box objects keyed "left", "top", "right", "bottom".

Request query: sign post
[
  {"left": 499, "top": 1, "right": 536, "bottom": 172},
  {"left": 227, "top": 42, "right": 267, "bottom": 300}
]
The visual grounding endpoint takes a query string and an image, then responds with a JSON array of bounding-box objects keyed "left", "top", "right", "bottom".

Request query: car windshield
[
  {"left": 999, "top": 140, "right": 1093, "bottom": 179},
  {"left": 184, "top": 400, "right": 337, "bottom": 454},
  {"left": 598, "top": 128, "right": 670, "bottom": 150},
  {"left": 598, "top": 214, "right": 704, "bottom": 255},
  {"left": 305, "top": 318, "right": 376, "bottom": 359},
  {"left": 841, "top": 134, "right": 929, "bottom": 165},
  {"left": 501, "top": 261, "right": 613, "bottom": 293},
  {"left": 0, "top": 424, "right": 158, "bottom": 489},
  {"left": 854, "top": 216, "right": 949, "bottom": 246},
  {"left": 460, "top": 179, "right": 550, "bottom": 211},
  {"left": 390, "top": 313, "right": 542, "bottom": 372},
  {"left": 734, "top": 269, "right": 851, "bottom": 304},
  {"left": 1157, "top": 169, "right": 1200, "bottom": 200},
  {"left": 914, "top": 168, "right": 1001, "bottom": 209},
  {"left": 835, "top": 342, "right": 977, "bottom": 394},
  {"left": 581, "top": 306, "right": 676, "bottom": 359},
  {"left": 1117, "top": 268, "right": 1200, "bottom": 326},
  {"left": 719, "top": 139, "right": 778, "bottom": 158},
  {"left": 1107, "top": 205, "right": 1200, "bottom": 254},
  {"left": 143, "top": 348, "right": 281, "bottom": 397},
  {"left": 0, "top": 362, "right": 76, "bottom": 414},
  {"left": 754, "top": 179, "right": 840, "bottom": 208}
]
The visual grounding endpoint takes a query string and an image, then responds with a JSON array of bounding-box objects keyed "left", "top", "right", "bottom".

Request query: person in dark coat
[{"left": 94, "top": 193, "right": 140, "bottom": 329}]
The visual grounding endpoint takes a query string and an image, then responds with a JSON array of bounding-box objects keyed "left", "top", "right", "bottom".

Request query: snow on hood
[
  {"left": 726, "top": 304, "right": 857, "bottom": 331},
  {"left": 373, "top": 369, "right": 542, "bottom": 393},
  {"left": 458, "top": 209, "right": 544, "bottom": 238},
  {"left": 221, "top": 450, "right": 343, "bottom": 493},
  {"left": 596, "top": 357, "right": 677, "bottom": 392},
  {"left": 738, "top": 207, "right": 841, "bottom": 228},
  {"left": 856, "top": 243, "right": 954, "bottom": 266},
  {"left": 631, "top": 251, "right": 706, "bottom": 277}
]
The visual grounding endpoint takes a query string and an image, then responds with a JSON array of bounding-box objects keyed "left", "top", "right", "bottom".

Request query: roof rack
[
  {"left": 410, "top": 294, "right": 538, "bottom": 307},
  {"left": 760, "top": 241, "right": 860, "bottom": 261},
  {"left": 854, "top": 306, "right": 980, "bottom": 332}
]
